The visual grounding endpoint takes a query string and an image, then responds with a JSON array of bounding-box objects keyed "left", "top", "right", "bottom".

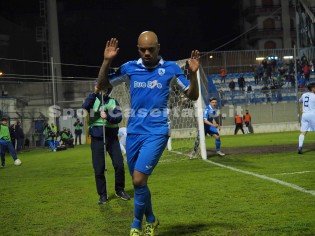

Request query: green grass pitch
[{"left": 0, "top": 131, "right": 314, "bottom": 235}]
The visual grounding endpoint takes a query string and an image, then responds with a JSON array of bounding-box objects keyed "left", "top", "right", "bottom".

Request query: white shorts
[{"left": 300, "top": 113, "right": 315, "bottom": 132}]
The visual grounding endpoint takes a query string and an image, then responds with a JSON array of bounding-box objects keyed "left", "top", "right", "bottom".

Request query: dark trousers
[
  {"left": 75, "top": 133, "right": 81, "bottom": 145},
  {"left": 234, "top": 124, "right": 244, "bottom": 135},
  {"left": 16, "top": 138, "right": 24, "bottom": 152},
  {"left": 91, "top": 136, "right": 125, "bottom": 197}
]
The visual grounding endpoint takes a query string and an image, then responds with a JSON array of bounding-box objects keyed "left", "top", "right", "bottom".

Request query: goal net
[{"left": 110, "top": 59, "right": 209, "bottom": 160}]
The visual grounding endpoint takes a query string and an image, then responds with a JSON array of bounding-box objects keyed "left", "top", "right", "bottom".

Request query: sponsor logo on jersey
[{"left": 134, "top": 80, "right": 162, "bottom": 89}]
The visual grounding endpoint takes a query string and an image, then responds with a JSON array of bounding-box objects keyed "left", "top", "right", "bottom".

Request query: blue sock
[
  {"left": 131, "top": 184, "right": 149, "bottom": 230},
  {"left": 215, "top": 138, "right": 221, "bottom": 151},
  {"left": 144, "top": 187, "right": 155, "bottom": 223}
]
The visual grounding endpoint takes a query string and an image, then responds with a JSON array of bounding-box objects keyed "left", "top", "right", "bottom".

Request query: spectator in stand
[
  {"left": 245, "top": 83, "right": 253, "bottom": 103},
  {"left": 303, "top": 62, "right": 311, "bottom": 84},
  {"left": 254, "top": 71, "right": 259, "bottom": 85},
  {"left": 296, "top": 59, "right": 303, "bottom": 74},
  {"left": 14, "top": 121, "right": 24, "bottom": 153},
  {"left": 287, "top": 60, "right": 294, "bottom": 74},
  {"left": 298, "top": 74, "right": 306, "bottom": 90},
  {"left": 277, "top": 59, "right": 284, "bottom": 69},
  {"left": 220, "top": 68, "right": 226, "bottom": 83},
  {"left": 278, "top": 66, "right": 286, "bottom": 79},
  {"left": 261, "top": 85, "right": 271, "bottom": 103},
  {"left": 270, "top": 82, "right": 277, "bottom": 100},
  {"left": 270, "top": 78, "right": 282, "bottom": 103},
  {"left": 238, "top": 74, "right": 246, "bottom": 91},
  {"left": 301, "top": 53, "right": 307, "bottom": 65},
  {"left": 283, "top": 72, "right": 291, "bottom": 88},
  {"left": 229, "top": 79, "right": 235, "bottom": 92},
  {"left": 228, "top": 79, "right": 236, "bottom": 104},
  {"left": 262, "top": 72, "right": 269, "bottom": 85},
  {"left": 243, "top": 110, "right": 251, "bottom": 134},
  {"left": 219, "top": 89, "right": 226, "bottom": 106},
  {"left": 266, "top": 61, "right": 273, "bottom": 80},
  {"left": 257, "top": 64, "right": 264, "bottom": 83},
  {"left": 234, "top": 114, "right": 244, "bottom": 135},
  {"left": 262, "top": 59, "right": 268, "bottom": 71}
]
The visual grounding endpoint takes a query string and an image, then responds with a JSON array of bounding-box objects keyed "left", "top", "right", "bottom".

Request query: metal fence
[{"left": 1, "top": 47, "right": 315, "bottom": 145}]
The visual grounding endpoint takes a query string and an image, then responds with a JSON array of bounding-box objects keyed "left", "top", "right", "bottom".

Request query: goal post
[{"left": 196, "top": 69, "right": 207, "bottom": 160}]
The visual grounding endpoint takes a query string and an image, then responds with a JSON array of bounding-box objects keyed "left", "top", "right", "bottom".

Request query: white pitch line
[
  {"left": 204, "top": 159, "right": 315, "bottom": 196},
  {"left": 273, "top": 171, "right": 314, "bottom": 176}
]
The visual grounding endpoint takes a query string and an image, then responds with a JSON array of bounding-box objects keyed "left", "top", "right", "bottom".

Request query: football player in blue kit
[
  {"left": 96, "top": 31, "right": 199, "bottom": 236},
  {"left": 203, "top": 97, "right": 225, "bottom": 156}
]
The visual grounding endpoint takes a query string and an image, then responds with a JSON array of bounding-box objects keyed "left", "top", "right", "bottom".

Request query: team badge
[{"left": 158, "top": 68, "right": 165, "bottom": 76}]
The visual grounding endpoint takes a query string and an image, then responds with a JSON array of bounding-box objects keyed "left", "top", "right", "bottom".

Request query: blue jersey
[
  {"left": 110, "top": 58, "right": 190, "bottom": 135},
  {"left": 203, "top": 105, "right": 218, "bottom": 125}
]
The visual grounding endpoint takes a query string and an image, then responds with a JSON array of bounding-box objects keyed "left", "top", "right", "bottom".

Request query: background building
[{"left": 240, "top": 0, "right": 315, "bottom": 50}]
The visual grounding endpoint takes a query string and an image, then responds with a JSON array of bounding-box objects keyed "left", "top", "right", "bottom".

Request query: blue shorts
[
  {"left": 205, "top": 126, "right": 219, "bottom": 136},
  {"left": 126, "top": 134, "right": 168, "bottom": 176}
]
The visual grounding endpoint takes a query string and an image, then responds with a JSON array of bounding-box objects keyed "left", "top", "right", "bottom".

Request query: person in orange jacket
[
  {"left": 234, "top": 114, "right": 245, "bottom": 135},
  {"left": 243, "top": 109, "right": 252, "bottom": 134}
]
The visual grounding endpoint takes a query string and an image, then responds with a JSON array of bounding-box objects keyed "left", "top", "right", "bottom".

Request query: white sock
[
  {"left": 245, "top": 127, "right": 249, "bottom": 134},
  {"left": 298, "top": 134, "right": 304, "bottom": 148}
]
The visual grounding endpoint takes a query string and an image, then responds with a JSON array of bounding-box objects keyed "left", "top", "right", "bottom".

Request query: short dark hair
[
  {"left": 209, "top": 97, "right": 217, "bottom": 102},
  {"left": 1, "top": 117, "right": 8, "bottom": 122},
  {"left": 307, "top": 82, "right": 315, "bottom": 91}
]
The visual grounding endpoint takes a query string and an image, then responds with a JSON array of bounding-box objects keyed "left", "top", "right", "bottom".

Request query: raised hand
[
  {"left": 186, "top": 50, "right": 200, "bottom": 73},
  {"left": 104, "top": 38, "right": 119, "bottom": 60}
]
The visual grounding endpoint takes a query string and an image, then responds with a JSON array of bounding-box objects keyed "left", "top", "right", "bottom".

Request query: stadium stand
[{"left": 208, "top": 70, "right": 315, "bottom": 106}]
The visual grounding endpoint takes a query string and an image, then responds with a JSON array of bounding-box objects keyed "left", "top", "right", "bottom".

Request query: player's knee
[
  {"left": 132, "top": 171, "right": 148, "bottom": 187},
  {"left": 133, "top": 178, "right": 147, "bottom": 187}
]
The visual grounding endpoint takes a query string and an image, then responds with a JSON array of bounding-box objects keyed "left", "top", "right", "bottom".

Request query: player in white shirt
[
  {"left": 298, "top": 82, "right": 315, "bottom": 154},
  {"left": 118, "top": 127, "right": 127, "bottom": 155}
]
